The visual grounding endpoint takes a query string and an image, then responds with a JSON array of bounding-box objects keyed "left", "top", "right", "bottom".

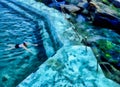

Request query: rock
[
  {"left": 36, "top": 0, "right": 66, "bottom": 10},
  {"left": 49, "top": 1, "right": 66, "bottom": 10},
  {"left": 95, "top": 39, "right": 120, "bottom": 69},
  {"left": 65, "top": 0, "right": 80, "bottom": 5},
  {"left": 101, "top": 0, "right": 111, "bottom": 5},
  {"left": 108, "top": 0, "right": 120, "bottom": 8},
  {"left": 77, "top": 1, "right": 89, "bottom": 12},
  {"left": 61, "top": 4, "right": 81, "bottom": 13},
  {"left": 75, "top": 19, "right": 120, "bottom": 83},
  {"left": 18, "top": 46, "right": 120, "bottom": 87},
  {"left": 96, "top": 2, "right": 120, "bottom": 16},
  {"left": 86, "top": 38, "right": 120, "bottom": 83},
  {"left": 76, "top": 14, "right": 86, "bottom": 23},
  {"left": 78, "top": 0, "right": 120, "bottom": 18},
  {"left": 77, "top": 1, "right": 97, "bottom": 11},
  {"left": 77, "top": 1, "right": 98, "bottom": 21},
  {"left": 93, "top": 12, "right": 120, "bottom": 34}
]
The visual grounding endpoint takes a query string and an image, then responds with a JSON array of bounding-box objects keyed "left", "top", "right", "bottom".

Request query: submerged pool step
[{"left": 0, "top": 0, "right": 34, "bottom": 20}]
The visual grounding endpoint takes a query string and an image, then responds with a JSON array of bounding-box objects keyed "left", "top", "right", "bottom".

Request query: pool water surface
[{"left": 0, "top": 3, "right": 47, "bottom": 87}]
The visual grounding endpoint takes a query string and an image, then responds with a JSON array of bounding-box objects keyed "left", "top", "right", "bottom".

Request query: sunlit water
[{"left": 0, "top": 3, "right": 47, "bottom": 87}]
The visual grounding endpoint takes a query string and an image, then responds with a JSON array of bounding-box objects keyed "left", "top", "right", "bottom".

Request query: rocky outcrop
[
  {"left": 77, "top": 1, "right": 120, "bottom": 34},
  {"left": 77, "top": 0, "right": 120, "bottom": 16},
  {"left": 95, "top": 39, "right": 120, "bottom": 68},
  {"left": 89, "top": 39, "right": 120, "bottom": 84},
  {"left": 61, "top": 4, "right": 81, "bottom": 13},
  {"left": 75, "top": 22, "right": 120, "bottom": 83},
  {"left": 93, "top": 12, "right": 120, "bottom": 34},
  {"left": 108, "top": 0, "right": 120, "bottom": 8}
]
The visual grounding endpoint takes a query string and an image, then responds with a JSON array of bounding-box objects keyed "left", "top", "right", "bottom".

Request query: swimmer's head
[{"left": 23, "top": 42, "right": 27, "bottom": 47}]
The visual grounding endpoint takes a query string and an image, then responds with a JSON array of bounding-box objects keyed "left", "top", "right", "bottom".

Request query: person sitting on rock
[{"left": 87, "top": 2, "right": 97, "bottom": 21}]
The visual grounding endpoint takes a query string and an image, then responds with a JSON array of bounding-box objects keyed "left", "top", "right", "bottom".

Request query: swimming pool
[{"left": 0, "top": 2, "right": 48, "bottom": 87}]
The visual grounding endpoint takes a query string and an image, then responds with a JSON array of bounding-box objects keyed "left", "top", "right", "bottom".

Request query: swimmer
[
  {"left": 15, "top": 42, "right": 27, "bottom": 49},
  {"left": 7, "top": 42, "right": 38, "bottom": 55}
]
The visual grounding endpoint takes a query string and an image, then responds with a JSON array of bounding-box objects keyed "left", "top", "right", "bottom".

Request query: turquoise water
[{"left": 0, "top": 3, "right": 47, "bottom": 87}]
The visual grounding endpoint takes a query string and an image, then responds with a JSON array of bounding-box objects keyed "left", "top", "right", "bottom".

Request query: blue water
[{"left": 0, "top": 3, "right": 47, "bottom": 87}]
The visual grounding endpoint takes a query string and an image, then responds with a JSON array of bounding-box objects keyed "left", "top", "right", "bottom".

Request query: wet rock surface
[{"left": 18, "top": 46, "right": 120, "bottom": 87}]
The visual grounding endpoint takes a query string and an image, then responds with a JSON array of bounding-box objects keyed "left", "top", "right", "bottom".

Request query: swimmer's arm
[
  {"left": 22, "top": 45, "right": 35, "bottom": 55},
  {"left": 26, "top": 42, "right": 38, "bottom": 46}
]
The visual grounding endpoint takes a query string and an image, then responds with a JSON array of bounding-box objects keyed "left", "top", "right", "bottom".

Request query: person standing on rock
[{"left": 87, "top": 0, "right": 97, "bottom": 21}]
